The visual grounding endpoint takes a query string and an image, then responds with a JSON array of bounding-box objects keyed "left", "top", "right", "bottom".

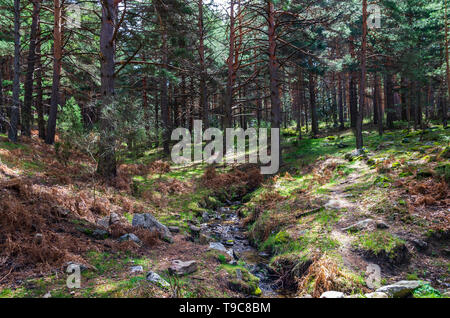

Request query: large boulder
[
  {"left": 168, "top": 260, "right": 197, "bottom": 276},
  {"left": 132, "top": 213, "right": 173, "bottom": 243},
  {"left": 376, "top": 280, "right": 424, "bottom": 298}
]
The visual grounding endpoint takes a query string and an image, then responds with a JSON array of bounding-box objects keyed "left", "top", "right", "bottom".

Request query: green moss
[
  {"left": 354, "top": 231, "right": 406, "bottom": 260},
  {"left": 220, "top": 264, "right": 260, "bottom": 296}
]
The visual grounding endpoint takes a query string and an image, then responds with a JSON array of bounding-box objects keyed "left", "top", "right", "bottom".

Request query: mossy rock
[
  {"left": 222, "top": 265, "right": 260, "bottom": 296},
  {"left": 206, "top": 250, "right": 233, "bottom": 264}
]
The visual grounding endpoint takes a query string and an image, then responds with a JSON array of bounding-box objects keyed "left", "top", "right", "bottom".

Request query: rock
[
  {"left": 97, "top": 217, "right": 110, "bottom": 229},
  {"left": 189, "top": 225, "right": 201, "bottom": 235},
  {"left": 218, "top": 207, "right": 230, "bottom": 214},
  {"left": 209, "top": 242, "right": 228, "bottom": 253},
  {"left": 345, "top": 294, "right": 361, "bottom": 298},
  {"left": 92, "top": 229, "right": 109, "bottom": 240},
  {"left": 376, "top": 220, "right": 390, "bottom": 229},
  {"left": 98, "top": 213, "right": 122, "bottom": 229},
  {"left": 411, "top": 238, "right": 428, "bottom": 251},
  {"left": 130, "top": 265, "right": 143, "bottom": 273},
  {"left": 376, "top": 280, "right": 424, "bottom": 298},
  {"left": 43, "top": 292, "right": 52, "bottom": 298},
  {"left": 224, "top": 239, "right": 234, "bottom": 246},
  {"left": 132, "top": 213, "right": 173, "bottom": 243},
  {"left": 168, "top": 226, "right": 180, "bottom": 233},
  {"left": 365, "top": 292, "right": 389, "bottom": 298},
  {"left": 110, "top": 212, "right": 120, "bottom": 225},
  {"left": 34, "top": 233, "right": 43, "bottom": 245},
  {"left": 202, "top": 212, "right": 210, "bottom": 222},
  {"left": 325, "top": 199, "right": 347, "bottom": 210},
  {"left": 119, "top": 233, "right": 141, "bottom": 244},
  {"left": 235, "top": 268, "right": 242, "bottom": 280},
  {"left": 443, "top": 291, "right": 450, "bottom": 298},
  {"left": 301, "top": 294, "right": 313, "bottom": 298},
  {"left": 345, "top": 149, "right": 367, "bottom": 161},
  {"left": 320, "top": 291, "right": 345, "bottom": 298},
  {"left": 146, "top": 271, "right": 170, "bottom": 289},
  {"left": 199, "top": 233, "right": 213, "bottom": 245},
  {"left": 168, "top": 260, "right": 198, "bottom": 276},
  {"left": 342, "top": 219, "right": 373, "bottom": 232}
]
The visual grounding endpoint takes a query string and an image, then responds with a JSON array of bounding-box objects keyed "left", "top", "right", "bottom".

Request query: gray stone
[
  {"left": 119, "top": 233, "right": 141, "bottom": 244},
  {"left": 376, "top": 220, "right": 390, "bottom": 229},
  {"left": 342, "top": 219, "right": 373, "bottom": 232},
  {"left": 202, "top": 212, "right": 210, "bottom": 222},
  {"left": 189, "top": 225, "right": 201, "bottom": 236},
  {"left": 302, "top": 294, "right": 313, "bottom": 298},
  {"left": 92, "top": 229, "right": 109, "bottom": 239},
  {"left": 110, "top": 212, "right": 120, "bottom": 225},
  {"left": 146, "top": 271, "right": 170, "bottom": 289},
  {"left": 168, "top": 260, "right": 198, "bottom": 276},
  {"left": 411, "top": 239, "right": 428, "bottom": 251},
  {"left": 34, "top": 233, "right": 43, "bottom": 245},
  {"left": 97, "top": 217, "right": 110, "bottom": 229},
  {"left": 209, "top": 242, "right": 227, "bottom": 253},
  {"left": 168, "top": 226, "right": 180, "bottom": 233},
  {"left": 376, "top": 280, "right": 424, "bottom": 298},
  {"left": 320, "top": 291, "right": 345, "bottom": 298},
  {"left": 224, "top": 239, "right": 234, "bottom": 246},
  {"left": 235, "top": 268, "right": 242, "bottom": 280},
  {"left": 130, "top": 265, "right": 143, "bottom": 273},
  {"left": 365, "top": 292, "right": 389, "bottom": 298},
  {"left": 443, "top": 291, "right": 450, "bottom": 298},
  {"left": 132, "top": 213, "right": 173, "bottom": 243},
  {"left": 43, "top": 292, "right": 52, "bottom": 298}
]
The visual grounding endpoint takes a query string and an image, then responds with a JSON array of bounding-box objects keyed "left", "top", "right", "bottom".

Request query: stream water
[{"left": 199, "top": 204, "right": 282, "bottom": 297}]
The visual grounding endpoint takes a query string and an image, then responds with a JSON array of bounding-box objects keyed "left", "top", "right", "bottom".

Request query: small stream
[{"left": 199, "top": 204, "right": 282, "bottom": 297}]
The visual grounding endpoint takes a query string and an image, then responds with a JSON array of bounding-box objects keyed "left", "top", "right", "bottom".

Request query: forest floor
[{"left": 0, "top": 123, "right": 449, "bottom": 298}]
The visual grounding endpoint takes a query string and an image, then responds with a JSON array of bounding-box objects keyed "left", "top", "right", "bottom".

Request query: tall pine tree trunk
[
  {"left": 356, "top": 0, "right": 367, "bottom": 150},
  {"left": 35, "top": 22, "right": 45, "bottom": 140},
  {"left": 198, "top": 0, "right": 209, "bottom": 128},
  {"left": 45, "top": 0, "right": 62, "bottom": 144},
  {"left": 97, "top": 0, "right": 119, "bottom": 178},
  {"left": 22, "top": 0, "right": 41, "bottom": 137},
  {"left": 267, "top": 0, "right": 281, "bottom": 165},
  {"left": 9, "top": 0, "right": 21, "bottom": 142}
]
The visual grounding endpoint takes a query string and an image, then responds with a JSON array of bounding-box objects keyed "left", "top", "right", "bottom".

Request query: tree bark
[
  {"left": 35, "top": 21, "right": 45, "bottom": 140},
  {"left": 22, "top": 0, "right": 41, "bottom": 137},
  {"left": 356, "top": 0, "right": 367, "bottom": 150},
  {"left": 267, "top": 0, "right": 282, "bottom": 164},
  {"left": 198, "top": 0, "right": 209, "bottom": 128},
  {"left": 45, "top": 0, "right": 62, "bottom": 144},
  {"left": 9, "top": 0, "right": 21, "bottom": 142},
  {"left": 444, "top": 0, "right": 449, "bottom": 127},
  {"left": 97, "top": 0, "right": 119, "bottom": 178},
  {"left": 309, "top": 69, "right": 318, "bottom": 137}
]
